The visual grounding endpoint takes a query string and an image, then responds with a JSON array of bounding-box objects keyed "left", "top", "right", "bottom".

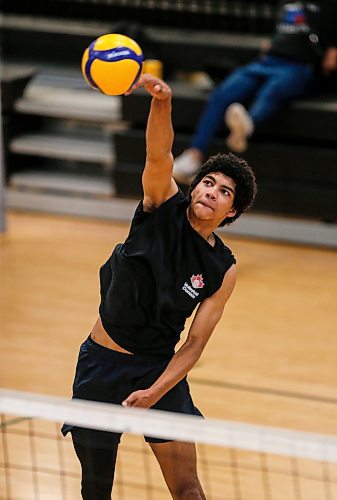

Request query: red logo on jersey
[{"left": 190, "top": 274, "right": 205, "bottom": 289}]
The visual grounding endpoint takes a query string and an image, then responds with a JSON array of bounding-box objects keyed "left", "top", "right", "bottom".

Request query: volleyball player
[{"left": 62, "top": 74, "right": 257, "bottom": 499}]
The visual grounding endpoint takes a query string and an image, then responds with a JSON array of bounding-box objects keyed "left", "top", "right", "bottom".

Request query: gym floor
[{"left": 1, "top": 210, "right": 337, "bottom": 499}]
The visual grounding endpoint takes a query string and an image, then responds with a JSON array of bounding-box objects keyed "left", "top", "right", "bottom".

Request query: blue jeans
[{"left": 191, "top": 55, "right": 314, "bottom": 153}]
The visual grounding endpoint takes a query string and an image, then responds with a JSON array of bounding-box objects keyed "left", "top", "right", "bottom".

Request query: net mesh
[{"left": 1, "top": 389, "right": 337, "bottom": 500}]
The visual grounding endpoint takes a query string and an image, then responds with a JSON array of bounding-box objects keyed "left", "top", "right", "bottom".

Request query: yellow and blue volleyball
[{"left": 81, "top": 33, "right": 143, "bottom": 95}]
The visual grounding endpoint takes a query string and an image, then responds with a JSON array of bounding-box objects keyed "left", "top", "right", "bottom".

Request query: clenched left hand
[{"left": 122, "top": 388, "right": 159, "bottom": 408}]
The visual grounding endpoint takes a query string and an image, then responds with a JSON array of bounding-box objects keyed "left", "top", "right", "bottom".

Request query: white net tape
[{"left": 1, "top": 389, "right": 337, "bottom": 464}]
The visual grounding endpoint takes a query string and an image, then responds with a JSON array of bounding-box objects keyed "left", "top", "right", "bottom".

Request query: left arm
[
  {"left": 322, "top": 46, "right": 337, "bottom": 75},
  {"left": 320, "top": 1, "right": 337, "bottom": 75},
  {"left": 122, "top": 264, "right": 237, "bottom": 408}
]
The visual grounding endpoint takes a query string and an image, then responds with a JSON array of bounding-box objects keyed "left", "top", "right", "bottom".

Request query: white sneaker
[
  {"left": 225, "top": 103, "right": 254, "bottom": 153},
  {"left": 173, "top": 150, "right": 202, "bottom": 185}
]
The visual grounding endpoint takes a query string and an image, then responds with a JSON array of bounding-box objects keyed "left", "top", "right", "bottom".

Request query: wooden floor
[{"left": 1, "top": 211, "right": 337, "bottom": 500}]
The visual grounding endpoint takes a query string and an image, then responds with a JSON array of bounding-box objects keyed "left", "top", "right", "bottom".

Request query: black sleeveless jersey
[{"left": 99, "top": 190, "right": 236, "bottom": 359}]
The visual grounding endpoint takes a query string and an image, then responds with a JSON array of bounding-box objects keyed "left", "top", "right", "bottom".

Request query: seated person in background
[{"left": 174, "top": 0, "right": 337, "bottom": 184}]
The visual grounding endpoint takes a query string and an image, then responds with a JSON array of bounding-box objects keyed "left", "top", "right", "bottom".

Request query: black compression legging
[{"left": 73, "top": 440, "right": 119, "bottom": 500}]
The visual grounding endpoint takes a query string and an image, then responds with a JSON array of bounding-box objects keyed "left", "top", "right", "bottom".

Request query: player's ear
[{"left": 227, "top": 207, "right": 237, "bottom": 217}]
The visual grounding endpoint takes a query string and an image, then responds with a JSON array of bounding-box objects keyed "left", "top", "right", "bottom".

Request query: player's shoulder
[
  {"left": 139, "top": 188, "right": 187, "bottom": 216},
  {"left": 214, "top": 235, "right": 236, "bottom": 265},
  {"left": 128, "top": 189, "right": 187, "bottom": 236}
]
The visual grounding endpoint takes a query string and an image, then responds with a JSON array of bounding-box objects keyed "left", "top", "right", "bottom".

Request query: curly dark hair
[{"left": 188, "top": 153, "right": 257, "bottom": 226}]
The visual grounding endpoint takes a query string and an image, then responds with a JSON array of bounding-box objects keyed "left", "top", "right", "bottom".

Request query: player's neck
[{"left": 186, "top": 208, "right": 216, "bottom": 247}]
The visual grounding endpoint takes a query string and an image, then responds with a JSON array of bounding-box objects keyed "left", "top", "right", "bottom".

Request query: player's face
[{"left": 190, "top": 172, "right": 237, "bottom": 224}]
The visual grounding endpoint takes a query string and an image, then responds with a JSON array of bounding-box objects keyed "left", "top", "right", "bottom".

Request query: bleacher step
[
  {"left": 6, "top": 188, "right": 337, "bottom": 248},
  {"left": 9, "top": 133, "right": 114, "bottom": 164},
  {"left": 10, "top": 170, "right": 114, "bottom": 197},
  {"left": 16, "top": 84, "right": 122, "bottom": 123}
]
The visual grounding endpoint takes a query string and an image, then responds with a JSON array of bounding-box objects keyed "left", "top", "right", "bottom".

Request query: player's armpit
[{"left": 142, "top": 174, "right": 178, "bottom": 212}]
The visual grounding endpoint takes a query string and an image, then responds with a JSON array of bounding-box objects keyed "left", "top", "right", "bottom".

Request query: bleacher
[
  {"left": 1, "top": 0, "right": 337, "bottom": 242},
  {"left": 116, "top": 82, "right": 337, "bottom": 220}
]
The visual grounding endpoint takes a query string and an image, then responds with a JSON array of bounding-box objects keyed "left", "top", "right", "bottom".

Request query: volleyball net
[{"left": 1, "top": 389, "right": 337, "bottom": 500}]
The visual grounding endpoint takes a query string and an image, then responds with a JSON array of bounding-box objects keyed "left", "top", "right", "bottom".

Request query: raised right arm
[{"left": 126, "top": 74, "right": 178, "bottom": 211}]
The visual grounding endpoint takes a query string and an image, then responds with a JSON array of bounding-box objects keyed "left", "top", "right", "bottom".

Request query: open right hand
[{"left": 125, "top": 73, "right": 172, "bottom": 100}]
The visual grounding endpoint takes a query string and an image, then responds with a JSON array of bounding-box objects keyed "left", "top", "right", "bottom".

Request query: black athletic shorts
[{"left": 61, "top": 336, "right": 202, "bottom": 446}]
